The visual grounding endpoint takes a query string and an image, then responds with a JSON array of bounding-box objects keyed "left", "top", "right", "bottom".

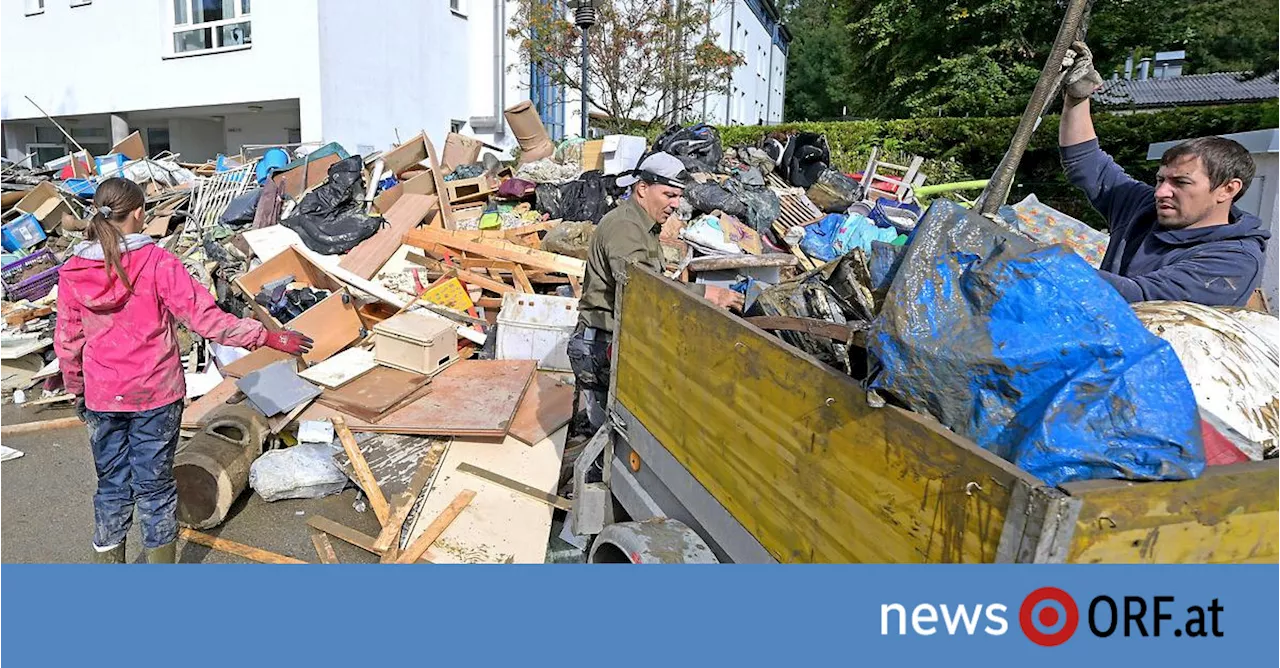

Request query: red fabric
[
  {"left": 1201, "top": 419, "right": 1250, "bottom": 466},
  {"left": 55, "top": 243, "right": 268, "bottom": 412}
]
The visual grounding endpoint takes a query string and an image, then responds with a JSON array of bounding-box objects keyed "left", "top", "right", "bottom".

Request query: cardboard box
[
  {"left": 581, "top": 140, "right": 605, "bottom": 171},
  {"left": 373, "top": 310, "right": 458, "bottom": 376},
  {"left": 441, "top": 133, "right": 483, "bottom": 173},
  {"left": 15, "top": 182, "right": 75, "bottom": 233},
  {"left": 233, "top": 246, "right": 365, "bottom": 363}
]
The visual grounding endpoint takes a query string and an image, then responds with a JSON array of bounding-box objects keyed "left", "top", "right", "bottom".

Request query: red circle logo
[{"left": 1020, "top": 587, "right": 1079, "bottom": 646}]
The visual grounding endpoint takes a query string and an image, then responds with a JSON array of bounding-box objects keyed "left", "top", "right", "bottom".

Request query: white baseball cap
[{"left": 616, "top": 152, "right": 690, "bottom": 189}]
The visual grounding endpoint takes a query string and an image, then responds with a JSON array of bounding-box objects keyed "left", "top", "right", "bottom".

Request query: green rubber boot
[
  {"left": 92, "top": 542, "right": 126, "bottom": 564},
  {"left": 145, "top": 540, "right": 177, "bottom": 564}
]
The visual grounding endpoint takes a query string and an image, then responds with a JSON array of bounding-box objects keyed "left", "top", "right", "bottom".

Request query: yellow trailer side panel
[
  {"left": 613, "top": 267, "right": 1043, "bottom": 563},
  {"left": 1062, "top": 461, "right": 1279, "bottom": 563}
]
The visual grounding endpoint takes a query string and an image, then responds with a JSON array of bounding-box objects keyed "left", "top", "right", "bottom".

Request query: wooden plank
[
  {"left": 422, "top": 133, "right": 456, "bottom": 230},
  {"left": 511, "top": 265, "right": 535, "bottom": 294},
  {"left": 402, "top": 430, "right": 566, "bottom": 563},
  {"left": 568, "top": 276, "right": 582, "bottom": 298},
  {"left": 306, "top": 515, "right": 430, "bottom": 562},
  {"left": 614, "top": 265, "right": 1036, "bottom": 563},
  {"left": 405, "top": 227, "right": 586, "bottom": 278},
  {"left": 109, "top": 131, "right": 146, "bottom": 160},
  {"left": 310, "top": 531, "right": 339, "bottom": 564},
  {"left": 454, "top": 267, "right": 515, "bottom": 295},
  {"left": 179, "top": 528, "right": 307, "bottom": 564},
  {"left": 1061, "top": 460, "right": 1279, "bottom": 563},
  {"left": 0, "top": 416, "right": 83, "bottom": 438},
  {"left": 745, "top": 316, "right": 865, "bottom": 343},
  {"left": 509, "top": 372, "right": 576, "bottom": 446},
  {"left": 689, "top": 254, "right": 799, "bottom": 272},
  {"left": 456, "top": 462, "right": 571, "bottom": 511},
  {"left": 299, "top": 360, "right": 536, "bottom": 438},
  {"left": 396, "top": 490, "right": 477, "bottom": 564},
  {"left": 333, "top": 416, "right": 391, "bottom": 526},
  {"left": 272, "top": 153, "right": 341, "bottom": 199},
  {"left": 340, "top": 194, "right": 438, "bottom": 279}
]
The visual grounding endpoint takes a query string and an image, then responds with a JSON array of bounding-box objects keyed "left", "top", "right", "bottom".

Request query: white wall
[
  {"left": 2, "top": 123, "right": 37, "bottom": 163},
  {"left": 704, "top": 0, "right": 787, "bottom": 126},
  {"left": 169, "top": 118, "right": 225, "bottom": 162},
  {"left": 314, "top": 0, "right": 474, "bottom": 155},
  {"left": 1, "top": 0, "right": 323, "bottom": 139}
]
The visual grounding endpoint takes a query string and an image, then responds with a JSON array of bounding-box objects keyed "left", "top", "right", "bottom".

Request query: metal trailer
[{"left": 571, "top": 266, "right": 1279, "bottom": 564}]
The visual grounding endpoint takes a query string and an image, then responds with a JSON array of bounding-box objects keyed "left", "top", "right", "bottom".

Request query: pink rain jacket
[{"left": 55, "top": 235, "right": 268, "bottom": 412}]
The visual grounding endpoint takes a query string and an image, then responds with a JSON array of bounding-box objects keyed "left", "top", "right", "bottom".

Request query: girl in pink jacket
[{"left": 55, "top": 178, "right": 312, "bottom": 564}]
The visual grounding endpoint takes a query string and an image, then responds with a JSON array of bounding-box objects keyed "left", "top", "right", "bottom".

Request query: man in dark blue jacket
[{"left": 1058, "top": 42, "right": 1269, "bottom": 307}]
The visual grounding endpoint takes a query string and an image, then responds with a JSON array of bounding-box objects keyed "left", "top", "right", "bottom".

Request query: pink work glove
[{"left": 264, "top": 330, "right": 315, "bottom": 356}]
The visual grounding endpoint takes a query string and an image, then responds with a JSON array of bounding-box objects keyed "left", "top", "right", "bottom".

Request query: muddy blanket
[{"left": 867, "top": 199, "right": 1204, "bottom": 485}]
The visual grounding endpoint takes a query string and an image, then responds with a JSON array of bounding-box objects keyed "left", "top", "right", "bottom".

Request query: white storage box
[
  {"left": 495, "top": 293, "right": 579, "bottom": 372},
  {"left": 373, "top": 310, "right": 458, "bottom": 376}
]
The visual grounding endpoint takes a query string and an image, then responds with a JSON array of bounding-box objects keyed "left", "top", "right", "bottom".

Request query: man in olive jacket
[{"left": 569, "top": 152, "right": 743, "bottom": 433}]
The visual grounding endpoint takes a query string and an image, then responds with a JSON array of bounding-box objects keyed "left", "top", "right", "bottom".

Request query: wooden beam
[
  {"left": 422, "top": 132, "right": 456, "bottom": 229},
  {"left": 179, "top": 528, "right": 307, "bottom": 564},
  {"left": 404, "top": 227, "right": 586, "bottom": 277},
  {"left": 455, "top": 462, "right": 572, "bottom": 511},
  {"left": 511, "top": 265, "right": 535, "bottom": 294},
  {"left": 332, "top": 417, "right": 391, "bottom": 526},
  {"left": 568, "top": 276, "right": 582, "bottom": 298},
  {"left": 373, "top": 442, "right": 449, "bottom": 560},
  {"left": 396, "top": 490, "right": 477, "bottom": 564},
  {"left": 688, "top": 253, "right": 799, "bottom": 272},
  {"left": 310, "top": 531, "right": 340, "bottom": 564},
  {"left": 454, "top": 267, "right": 515, "bottom": 295},
  {"left": 1, "top": 416, "right": 84, "bottom": 438},
  {"left": 306, "top": 516, "right": 430, "bottom": 563},
  {"left": 746, "top": 316, "right": 867, "bottom": 345}
]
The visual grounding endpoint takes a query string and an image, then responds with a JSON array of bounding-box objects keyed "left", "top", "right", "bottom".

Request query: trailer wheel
[{"left": 588, "top": 518, "right": 719, "bottom": 564}]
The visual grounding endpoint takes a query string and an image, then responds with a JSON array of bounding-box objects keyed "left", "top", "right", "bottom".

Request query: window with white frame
[
  {"left": 25, "top": 0, "right": 45, "bottom": 16},
  {"left": 450, "top": 0, "right": 467, "bottom": 16},
  {"left": 171, "top": 0, "right": 252, "bottom": 56}
]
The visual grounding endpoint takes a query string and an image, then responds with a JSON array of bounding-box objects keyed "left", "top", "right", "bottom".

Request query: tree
[
  {"left": 781, "top": 0, "right": 1278, "bottom": 120},
  {"left": 508, "top": 0, "right": 743, "bottom": 134},
  {"left": 781, "top": 0, "right": 856, "bottom": 121}
]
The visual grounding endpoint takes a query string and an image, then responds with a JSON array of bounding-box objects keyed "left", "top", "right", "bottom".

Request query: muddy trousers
[
  {"left": 567, "top": 328, "right": 612, "bottom": 435},
  {"left": 84, "top": 400, "right": 183, "bottom": 550}
]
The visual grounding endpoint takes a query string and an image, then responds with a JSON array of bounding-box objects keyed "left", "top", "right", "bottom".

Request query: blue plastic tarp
[{"left": 868, "top": 199, "right": 1204, "bottom": 486}]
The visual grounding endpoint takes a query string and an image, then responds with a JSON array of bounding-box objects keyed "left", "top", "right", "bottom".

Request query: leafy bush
[{"left": 713, "top": 102, "right": 1278, "bottom": 225}]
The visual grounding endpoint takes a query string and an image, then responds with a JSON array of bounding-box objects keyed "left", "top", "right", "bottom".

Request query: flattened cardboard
[{"left": 110, "top": 131, "right": 146, "bottom": 160}]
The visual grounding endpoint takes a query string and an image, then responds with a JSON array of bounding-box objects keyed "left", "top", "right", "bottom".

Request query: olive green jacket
[{"left": 577, "top": 198, "right": 705, "bottom": 332}]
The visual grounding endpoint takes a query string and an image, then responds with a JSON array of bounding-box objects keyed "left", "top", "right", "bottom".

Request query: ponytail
[{"left": 87, "top": 177, "right": 146, "bottom": 293}]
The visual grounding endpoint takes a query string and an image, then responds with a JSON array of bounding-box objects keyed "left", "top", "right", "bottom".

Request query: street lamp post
[{"left": 574, "top": 0, "right": 596, "bottom": 138}]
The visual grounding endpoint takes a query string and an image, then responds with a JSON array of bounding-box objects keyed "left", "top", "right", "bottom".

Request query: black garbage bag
[
  {"left": 218, "top": 188, "right": 261, "bottom": 227},
  {"left": 281, "top": 156, "right": 381, "bottom": 255},
  {"left": 652, "top": 123, "right": 724, "bottom": 173},
  {"left": 685, "top": 182, "right": 748, "bottom": 220},
  {"left": 806, "top": 168, "right": 861, "bottom": 213},
  {"left": 536, "top": 171, "right": 615, "bottom": 223},
  {"left": 780, "top": 132, "right": 830, "bottom": 188},
  {"left": 724, "top": 177, "right": 781, "bottom": 234}
]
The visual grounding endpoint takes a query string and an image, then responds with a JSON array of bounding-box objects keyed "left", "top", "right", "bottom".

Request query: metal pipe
[
  {"left": 977, "top": 0, "right": 1091, "bottom": 216},
  {"left": 580, "top": 26, "right": 590, "bottom": 137}
]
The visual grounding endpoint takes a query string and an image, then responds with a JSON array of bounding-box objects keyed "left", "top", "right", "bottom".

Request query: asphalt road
[{"left": 1, "top": 403, "right": 386, "bottom": 564}]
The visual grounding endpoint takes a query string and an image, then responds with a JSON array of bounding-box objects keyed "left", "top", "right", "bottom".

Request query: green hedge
[{"left": 716, "top": 102, "right": 1278, "bottom": 226}]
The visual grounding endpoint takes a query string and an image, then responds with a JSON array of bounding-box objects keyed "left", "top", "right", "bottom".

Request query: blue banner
[{"left": 2, "top": 565, "right": 1276, "bottom": 666}]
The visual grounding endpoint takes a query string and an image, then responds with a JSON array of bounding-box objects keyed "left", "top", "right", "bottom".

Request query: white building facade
[{"left": 2, "top": 0, "right": 787, "bottom": 164}]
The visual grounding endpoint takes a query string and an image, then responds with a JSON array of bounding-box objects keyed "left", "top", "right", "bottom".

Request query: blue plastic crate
[{"left": 2, "top": 214, "right": 47, "bottom": 252}]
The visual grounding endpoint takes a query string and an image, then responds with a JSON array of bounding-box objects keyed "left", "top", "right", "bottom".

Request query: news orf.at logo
[
  {"left": 1019, "top": 587, "right": 1079, "bottom": 646},
  {"left": 881, "top": 588, "right": 1225, "bottom": 644}
]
